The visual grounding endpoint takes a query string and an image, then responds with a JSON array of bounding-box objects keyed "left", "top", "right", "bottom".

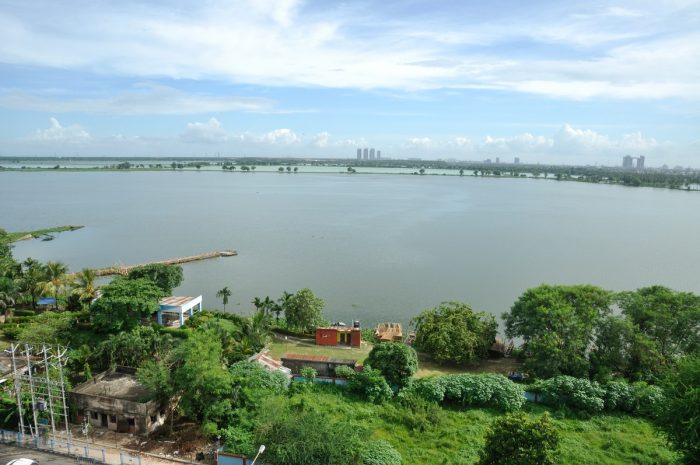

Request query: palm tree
[
  {"left": 72, "top": 268, "right": 99, "bottom": 308},
  {"left": 20, "top": 258, "right": 44, "bottom": 310},
  {"left": 216, "top": 286, "right": 232, "bottom": 311},
  {"left": 40, "top": 261, "right": 69, "bottom": 311}
]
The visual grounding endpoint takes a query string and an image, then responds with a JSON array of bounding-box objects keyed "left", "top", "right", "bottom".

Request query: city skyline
[{"left": 0, "top": 1, "right": 698, "bottom": 166}]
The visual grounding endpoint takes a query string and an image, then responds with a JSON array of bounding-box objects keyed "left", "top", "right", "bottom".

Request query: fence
[{"left": 0, "top": 429, "right": 111, "bottom": 463}]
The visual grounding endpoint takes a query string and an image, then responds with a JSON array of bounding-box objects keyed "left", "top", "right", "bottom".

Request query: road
[{"left": 0, "top": 444, "right": 78, "bottom": 465}]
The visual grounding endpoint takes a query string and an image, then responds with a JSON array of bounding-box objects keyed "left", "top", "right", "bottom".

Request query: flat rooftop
[
  {"left": 282, "top": 353, "right": 356, "bottom": 365},
  {"left": 159, "top": 296, "right": 196, "bottom": 307},
  {"left": 72, "top": 370, "right": 152, "bottom": 403}
]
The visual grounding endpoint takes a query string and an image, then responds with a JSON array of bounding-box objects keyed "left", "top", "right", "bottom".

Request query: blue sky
[{"left": 1, "top": 0, "right": 699, "bottom": 166}]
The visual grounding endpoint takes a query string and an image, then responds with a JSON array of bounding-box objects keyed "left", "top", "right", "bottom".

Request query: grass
[
  {"left": 289, "top": 387, "right": 677, "bottom": 465},
  {"left": 8, "top": 225, "right": 83, "bottom": 242},
  {"left": 415, "top": 352, "right": 523, "bottom": 378},
  {"left": 267, "top": 337, "right": 373, "bottom": 361}
]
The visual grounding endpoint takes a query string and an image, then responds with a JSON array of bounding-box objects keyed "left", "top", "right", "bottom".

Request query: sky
[{"left": 1, "top": 0, "right": 699, "bottom": 166}]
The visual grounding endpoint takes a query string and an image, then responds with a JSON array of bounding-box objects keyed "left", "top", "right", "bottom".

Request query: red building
[{"left": 315, "top": 325, "right": 362, "bottom": 347}]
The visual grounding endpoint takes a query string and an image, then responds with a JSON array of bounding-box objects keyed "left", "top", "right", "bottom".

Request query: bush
[
  {"left": 603, "top": 381, "right": 635, "bottom": 412},
  {"left": 478, "top": 412, "right": 559, "bottom": 465},
  {"left": 334, "top": 365, "right": 356, "bottom": 379},
  {"left": 348, "top": 367, "right": 393, "bottom": 404},
  {"left": 360, "top": 440, "right": 402, "bottom": 465},
  {"left": 631, "top": 382, "right": 664, "bottom": 418},
  {"left": 1, "top": 324, "right": 25, "bottom": 340},
  {"left": 391, "top": 391, "right": 443, "bottom": 432},
  {"left": 534, "top": 376, "right": 605, "bottom": 413},
  {"left": 411, "top": 374, "right": 524, "bottom": 411},
  {"left": 300, "top": 367, "right": 318, "bottom": 382},
  {"left": 366, "top": 342, "right": 417, "bottom": 389}
]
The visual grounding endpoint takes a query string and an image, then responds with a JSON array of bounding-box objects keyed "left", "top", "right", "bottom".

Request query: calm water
[{"left": 2, "top": 170, "right": 699, "bottom": 329}]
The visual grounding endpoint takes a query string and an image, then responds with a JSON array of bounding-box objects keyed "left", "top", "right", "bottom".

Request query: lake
[{"left": 2, "top": 170, "right": 699, "bottom": 330}]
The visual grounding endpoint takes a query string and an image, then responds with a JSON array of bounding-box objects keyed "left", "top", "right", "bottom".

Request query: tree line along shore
[{"left": 1, "top": 227, "right": 699, "bottom": 465}]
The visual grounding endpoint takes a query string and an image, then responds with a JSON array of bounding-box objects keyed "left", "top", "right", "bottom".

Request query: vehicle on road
[{"left": 6, "top": 459, "right": 39, "bottom": 465}]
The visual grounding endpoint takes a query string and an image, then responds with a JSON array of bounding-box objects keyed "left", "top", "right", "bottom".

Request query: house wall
[
  {"left": 281, "top": 358, "right": 356, "bottom": 377},
  {"left": 315, "top": 328, "right": 337, "bottom": 346}
]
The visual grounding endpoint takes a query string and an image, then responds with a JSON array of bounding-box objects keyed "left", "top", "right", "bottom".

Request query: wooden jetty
[{"left": 87, "top": 250, "right": 238, "bottom": 277}]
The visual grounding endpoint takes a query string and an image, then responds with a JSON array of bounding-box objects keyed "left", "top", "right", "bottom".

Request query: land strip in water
[{"left": 8, "top": 225, "right": 83, "bottom": 242}]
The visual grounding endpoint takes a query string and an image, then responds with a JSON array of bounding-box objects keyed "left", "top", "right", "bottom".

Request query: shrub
[
  {"left": 534, "top": 376, "right": 605, "bottom": 413},
  {"left": 2, "top": 324, "right": 25, "bottom": 340},
  {"left": 300, "top": 367, "right": 318, "bottom": 382},
  {"left": 360, "top": 440, "right": 402, "bottom": 465},
  {"left": 348, "top": 367, "right": 393, "bottom": 404},
  {"left": 478, "top": 412, "right": 559, "bottom": 465},
  {"left": 334, "top": 365, "right": 356, "bottom": 379},
  {"left": 410, "top": 374, "right": 524, "bottom": 411},
  {"left": 631, "top": 382, "right": 665, "bottom": 418},
  {"left": 366, "top": 342, "right": 418, "bottom": 388},
  {"left": 391, "top": 391, "right": 443, "bottom": 432},
  {"left": 13, "top": 309, "right": 35, "bottom": 317},
  {"left": 603, "top": 381, "right": 635, "bottom": 412}
]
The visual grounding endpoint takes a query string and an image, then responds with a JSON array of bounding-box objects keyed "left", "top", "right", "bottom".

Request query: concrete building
[
  {"left": 369, "top": 148, "right": 375, "bottom": 160},
  {"left": 637, "top": 156, "right": 645, "bottom": 169},
  {"left": 156, "top": 295, "right": 202, "bottom": 327},
  {"left": 377, "top": 150, "right": 381, "bottom": 160},
  {"left": 514, "top": 157, "right": 520, "bottom": 164},
  {"left": 281, "top": 353, "right": 358, "bottom": 377},
  {"left": 623, "top": 155, "right": 634, "bottom": 169},
  {"left": 315, "top": 323, "right": 361, "bottom": 347},
  {"left": 247, "top": 350, "right": 292, "bottom": 377},
  {"left": 622, "top": 155, "right": 645, "bottom": 170},
  {"left": 363, "top": 148, "right": 369, "bottom": 160},
  {"left": 71, "top": 367, "right": 166, "bottom": 436},
  {"left": 356, "top": 148, "right": 361, "bottom": 160}
]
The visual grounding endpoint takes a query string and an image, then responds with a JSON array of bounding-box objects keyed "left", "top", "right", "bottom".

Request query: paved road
[{"left": 0, "top": 444, "right": 78, "bottom": 465}]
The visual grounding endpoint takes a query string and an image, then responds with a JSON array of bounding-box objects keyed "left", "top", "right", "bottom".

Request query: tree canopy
[
  {"left": 283, "top": 288, "right": 325, "bottom": 333},
  {"left": 366, "top": 342, "right": 418, "bottom": 388},
  {"left": 127, "top": 263, "right": 183, "bottom": 295},
  {"left": 655, "top": 356, "right": 700, "bottom": 465},
  {"left": 90, "top": 276, "right": 165, "bottom": 332},
  {"left": 412, "top": 301, "right": 497, "bottom": 365},
  {"left": 503, "top": 284, "right": 613, "bottom": 378}
]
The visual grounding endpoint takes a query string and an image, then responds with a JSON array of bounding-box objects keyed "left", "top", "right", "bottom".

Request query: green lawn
[
  {"left": 290, "top": 388, "right": 677, "bottom": 465},
  {"left": 267, "top": 337, "right": 373, "bottom": 361}
]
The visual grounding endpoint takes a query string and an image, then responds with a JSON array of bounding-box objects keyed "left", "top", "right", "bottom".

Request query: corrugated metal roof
[{"left": 282, "top": 353, "right": 329, "bottom": 362}]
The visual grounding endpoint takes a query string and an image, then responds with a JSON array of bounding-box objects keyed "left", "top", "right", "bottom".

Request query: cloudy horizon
[{"left": 1, "top": 1, "right": 699, "bottom": 166}]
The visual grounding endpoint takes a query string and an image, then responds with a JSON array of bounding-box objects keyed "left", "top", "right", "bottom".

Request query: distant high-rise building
[
  {"left": 636, "top": 156, "right": 645, "bottom": 169},
  {"left": 622, "top": 155, "right": 634, "bottom": 169},
  {"left": 514, "top": 157, "right": 520, "bottom": 164},
  {"left": 495, "top": 157, "right": 500, "bottom": 164},
  {"left": 363, "top": 148, "right": 369, "bottom": 160},
  {"left": 357, "top": 148, "right": 362, "bottom": 160},
  {"left": 377, "top": 150, "right": 381, "bottom": 160},
  {"left": 369, "top": 148, "right": 375, "bottom": 160}
]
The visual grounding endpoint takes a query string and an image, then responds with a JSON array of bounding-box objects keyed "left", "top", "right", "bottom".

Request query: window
[
  {"left": 127, "top": 418, "right": 135, "bottom": 426},
  {"left": 150, "top": 415, "right": 157, "bottom": 422},
  {"left": 110, "top": 415, "right": 116, "bottom": 423},
  {"left": 91, "top": 412, "right": 98, "bottom": 419}
]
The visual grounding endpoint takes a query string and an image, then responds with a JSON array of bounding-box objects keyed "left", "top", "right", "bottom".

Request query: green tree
[
  {"left": 127, "top": 263, "right": 183, "bottom": 295},
  {"left": 347, "top": 366, "right": 393, "bottom": 403},
  {"left": 503, "top": 284, "right": 613, "bottom": 378},
  {"left": 72, "top": 268, "right": 99, "bottom": 308},
  {"left": 40, "top": 261, "right": 69, "bottom": 310},
  {"left": 217, "top": 286, "right": 232, "bottom": 310},
  {"left": 366, "top": 342, "right": 418, "bottom": 388},
  {"left": 412, "top": 301, "right": 497, "bottom": 365},
  {"left": 17, "top": 312, "right": 77, "bottom": 345},
  {"left": 656, "top": 356, "right": 700, "bottom": 464},
  {"left": 19, "top": 258, "right": 44, "bottom": 310},
  {"left": 618, "top": 286, "right": 700, "bottom": 364},
  {"left": 92, "top": 325, "right": 175, "bottom": 370},
  {"left": 478, "top": 412, "right": 559, "bottom": 465},
  {"left": 283, "top": 288, "right": 325, "bottom": 333},
  {"left": 90, "top": 277, "right": 165, "bottom": 332}
]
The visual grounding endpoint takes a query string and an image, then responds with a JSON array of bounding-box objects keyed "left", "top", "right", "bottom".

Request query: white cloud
[
  {"left": 30, "top": 117, "right": 90, "bottom": 142},
  {"left": 313, "top": 131, "right": 331, "bottom": 148},
  {"left": 1, "top": 1, "right": 698, "bottom": 99},
  {"left": 261, "top": 128, "right": 300, "bottom": 145},
  {"left": 0, "top": 83, "right": 273, "bottom": 115},
  {"left": 180, "top": 117, "right": 228, "bottom": 144},
  {"left": 406, "top": 137, "right": 432, "bottom": 148}
]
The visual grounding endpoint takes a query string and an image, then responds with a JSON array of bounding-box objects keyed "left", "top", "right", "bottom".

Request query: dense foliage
[
  {"left": 411, "top": 374, "right": 525, "bottom": 411},
  {"left": 347, "top": 366, "right": 393, "bottom": 403},
  {"left": 478, "top": 412, "right": 559, "bottom": 465},
  {"left": 412, "top": 301, "right": 497, "bottom": 365},
  {"left": 655, "top": 357, "right": 700, "bottom": 464},
  {"left": 504, "top": 285, "right": 613, "bottom": 378},
  {"left": 360, "top": 440, "right": 403, "bottom": 465},
  {"left": 127, "top": 263, "right": 184, "bottom": 295},
  {"left": 366, "top": 342, "right": 417, "bottom": 388},
  {"left": 282, "top": 288, "right": 325, "bottom": 333},
  {"left": 90, "top": 276, "right": 165, "bottom": 332}
]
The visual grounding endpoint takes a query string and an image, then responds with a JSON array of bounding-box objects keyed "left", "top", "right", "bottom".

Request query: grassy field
[
  {"left": 267, "top": 337, "right": 373, "bottom": 361},
  {"left": 267, "top": 336, "right": 522, "bottom": 378},
  {"left": 291, "top": 388, "right": 677, "bottom": 465}
]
